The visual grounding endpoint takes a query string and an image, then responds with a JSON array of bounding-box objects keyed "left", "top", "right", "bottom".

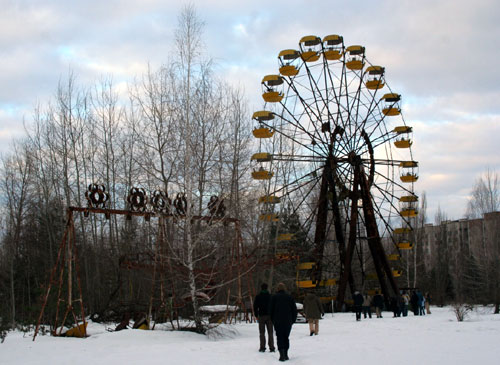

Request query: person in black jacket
[
  {"left": 270, "top": 282, "right": 297, "bottom": 362},
  {"left": 253, "top": 283, "right": 275, "bottom": 352},
  {"left": 353, "top": 291, "right": 364, "bottom": 321}
]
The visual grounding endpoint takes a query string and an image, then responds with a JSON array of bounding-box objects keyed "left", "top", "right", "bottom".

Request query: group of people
[
  {"left": 253, "top": 283, "right": 324, "bottom": 362},
  {"left": 353, "top": 290, "right": 431, "bottom": 320}
]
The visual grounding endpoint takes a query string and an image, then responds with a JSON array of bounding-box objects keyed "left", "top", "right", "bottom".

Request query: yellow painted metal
[
  {"left": 252, "top": 110, "right": 274, "bottom": 121},
  {"left": 394, "top": 139, "right": 412, "bottom": 148},
  {"left": 323, "top": 34, "right": 343, "bottom": 45},
  {"left": 279, "top": 49, "right": 301, "bottom": 59},
  {"left": 277, "top": 233, "right": 294, "bottom": 241},
  {"left": 301, "top": 51, "right": 320, "bottom": 62},
  {"left": 400, "top": 161, "right": 418, "bottom": 168},
  {"left": 366, "top": 65, "right": 384, "bottom": 74},
  {"left": 346, "top": 45, "right": 365, "bottom": 54},
  {"left": 251, "top": 152, "right": 272, "bottom": 162},
  {"left": 297, "top": 280, "right": 316, "bottom": 288},
  {"left": 319, "top": 279, "right": 337, "bottom": 287},
  {"left": 346, "top": 59, "right": 364, "bottom": 70},
  {"left": 365, "top": 79, "right": 385, "bottom": 90},
  {"left": 397, "top": 241, "right": 414, "bottom": 249},
  {"left": 279, "top": 65, "right": 299, "bottom": 76},
  {"left": 366, "top": 273, "right": 378, "bottom": 280},
  {"left": 252, "top": 170, "right": 273, "bottom": 180},
  {"left": 320, "top": 296, "right": 336, "bottom": 303},
  {"left": 138, "top": 323, "right": 149, "bottom": 330},
  {"left": 399, "top": 195, "right": 418, "bottom": 202},
  {"left": 400, "top": 208, "right": 418, "bottom": 217},
  {"left": 383, "top": 107, "right": 401, "bottom": 116},
  {"left": 381, "top": 93, "right": 401, "bottom": 102},
  {"left": 400, "top": 174, "right": 418, "bottom": 183},
  {"left": 393, "top": 126, "right": 412, "bottom": 134},
  {"left": 388, "top": 254, "right": 401, "bottom": 261},
  {"left": 253, "top": 127, "right": 274, "bottom": 138},
  {"left": 259, "top": 213, "right": 279, "bottom": 222},
  {"left": 258, "top": 195, "right": 280, "bottom": 204},
  {"left": 324, "top": 49, "right": 342, "bottom": 60},
  {"left": 300, "top": 35, "right": 321, "bottom": 46},
  {"left": 262, "top": 74, "right": 284, "bottom": 85},
  {"left": 262, "top": 91, "right": 283, "bottom": 103},
  {"left": 297, "top": 262, "right": 316, "bottom": 270},
  {"left": 392, "top": 270, "right": 402, "bottom": 277},
  {"left": 64, "top": 322, "right": 88, "bottom": 337},
  {"left": 367, "top": 289, "right": 377, "bottom": 296},
  {"left": 394, "top": 227, "right": 412, "bottom": 234}
]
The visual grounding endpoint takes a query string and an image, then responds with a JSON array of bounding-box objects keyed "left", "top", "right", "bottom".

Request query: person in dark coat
[
  {"left": 353, "top": 291, "right": 364, "bottom": 321},
  {"left": 303, "top": 291, "right": 324, "bottom": 336},
  {"left": 270, "top": 282, "right": 297, "bottom": 362},
  {"left": 410, "top": 291, "right": 419, "bottom": 315},
  {"left": 254, "top": 283, "right": 275, "bottom": 352},
  {"left": 372, "top": 291, "right": 384, "bottom": 318}
]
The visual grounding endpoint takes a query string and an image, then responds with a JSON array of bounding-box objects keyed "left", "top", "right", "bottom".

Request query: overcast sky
[{"left": 1, "top": 0, "right": 499, "bottom": 221}]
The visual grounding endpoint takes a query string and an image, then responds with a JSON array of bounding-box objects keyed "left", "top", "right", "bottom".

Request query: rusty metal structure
[{"left": 33, "top": 185, "right": 255, "bottom": 340}]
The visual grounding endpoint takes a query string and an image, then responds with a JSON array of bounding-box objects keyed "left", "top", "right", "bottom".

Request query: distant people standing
[
  {"left": 417, "top": 290, "right": 425, "bottom": 315},
  {"left": 373, "top": 291, "right": 384, "bottom": 318},
  {"left": 254, "top": 283, "right": 275, "bottom": 353},
  {"left": 303, "top": 291, "right": 324, "bottom": 336},
  {"left": 402, "top": 291, "right": 410, "bottom": 317},
  {"left": 362, "top": 294, "right": 372, "bottom": 319},
  {"left": 425, "top": 292, "right": 432, "bottom": 314},
  {"left": 270, "top": 282, "right": 297, "bottom": 362},
  {"left": 353, "top": 291, "right": 364, "bottom": 321},
  {"left": 410, "top": 291, "right": 419, "bottom": 315}
]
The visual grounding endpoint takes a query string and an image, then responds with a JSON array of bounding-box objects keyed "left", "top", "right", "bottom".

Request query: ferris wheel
[{"left": 251, "top": 34, "right": 418, "bottom": 307}]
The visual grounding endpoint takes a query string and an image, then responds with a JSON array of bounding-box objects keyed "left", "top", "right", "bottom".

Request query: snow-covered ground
[{"left": 2, "top": 307, "right": 500, "bottom": 365}]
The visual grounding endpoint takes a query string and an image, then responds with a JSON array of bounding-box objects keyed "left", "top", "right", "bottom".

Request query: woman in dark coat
[
  {"left": 303, "top": 291, "right": 324, "bottom": 336},
  {"left": 270, "top": 282, "right": 297, "bottom": 362}
]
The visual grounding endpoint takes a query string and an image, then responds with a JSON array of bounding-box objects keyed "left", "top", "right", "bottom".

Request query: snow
[
  {"left": 2, "top": 307, "right": 500, "bottom": 365},
  {"left": 199, "top": 305, "right": 239, "bottom": 313}
]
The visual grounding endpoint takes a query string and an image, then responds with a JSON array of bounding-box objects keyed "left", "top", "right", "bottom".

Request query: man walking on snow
[{"left": 254, "top": 283, "right": 275, "bottom": 352}]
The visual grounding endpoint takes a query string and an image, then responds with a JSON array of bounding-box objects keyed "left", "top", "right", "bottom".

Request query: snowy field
[{"left": 2, "top": 307, "right": 500, "bottom": 365}]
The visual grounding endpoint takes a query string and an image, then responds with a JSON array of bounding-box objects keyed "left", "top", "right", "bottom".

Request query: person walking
[
  {"left": 417, "top": 290, "right": 425, "bottom": 315},
  {"left": 402, "top": 291, "right": 410, "bottom": 317},
  {"left": 253, "top": 283, "right": 275, "bottom": 353},
  {"left": 410, "top": 290, "right": 419, "bottom": 315},
  {"left": 425, "top": 292, "right": 432, "bottom": 314},
  {"left": 362, "top": 294, "right": 372, "bottom": 319},
  {"left": 373, "top": 291, "right": 384, "bottom": 318},
  {"left": 270, "top": 282, "right": 297, "bottom": 362},
  {"left": 303, "top": 291, "right": 324, "bottom": 336},
  {"left": 353, "top": 291, "right": 364, "bottom": 321}
]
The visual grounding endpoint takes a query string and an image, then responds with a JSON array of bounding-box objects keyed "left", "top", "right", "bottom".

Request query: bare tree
[{"left": 466, "top": 168, "right": 500, "bottom": 218}]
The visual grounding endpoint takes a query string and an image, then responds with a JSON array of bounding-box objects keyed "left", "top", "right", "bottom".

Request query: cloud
[{"left": 0, "top": 0, "right": 499, "bottom": 222}]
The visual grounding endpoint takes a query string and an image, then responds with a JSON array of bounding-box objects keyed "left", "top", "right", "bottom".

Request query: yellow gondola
[
  {"left": 392, "top": 270, "right": 402, "bottom": 277},
  {"left": 251, "top": 152, "right": 272, "bottom": 162},
  {"left": 388, "top": 254, "right": 400, "bottom": 261},
  {"left": 394, "top": 138, "right": 412, "bottom": 148},
  {"left": 345, "top": 45, "right": 365, "bottom": 70},
  {"left": 296, "top": 262, "right": 316, "bottom": 270},
  {"left": 381, "top": 93, "right": 401, "bottom": 116},
  {"left": 297, "top": 280, "right": 316, "bottom": 288},
  {"left": 279, "top": 49, "right": 300, "bottom": 76},
  {"left": 393, "top": 126, "right": 412, "bottom": 134},
  {"left": 400, "top": 208, "right": 418, "bottom": 217},
  {"left": 299, "top": 35, "right": 322, "bottom": 62},
  {"left": 258, "top": 195, "right": 281, "bottom": 204},
  {"left": 253, "top": 127, "right": 274, "bottom": 138},
  {"left": 400, "top": 161, "right": 418, "bottom": 168},
  {"left": 394, "top": 227, "right": 412, "bottom": 234},
  {"left": 261, "top": 75, "right": 284, "bottom": 103},
  {"left": 252, "top": 169, "right": 273, "bottom": 180},
  {"left": 400, "top": 173, "right": 418, "bottom": 183},
  {"left": 397, "top": 241, "right": 414, "bottom": 249},
  {"left": 365, "top": 65, "right": 385, "bottom": 90},
  {"left": 399, "top": 195, "right": 418, "bottom": 202},
  {"left": 323, "top": 34, "right": 343, "bottom": 60}
]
